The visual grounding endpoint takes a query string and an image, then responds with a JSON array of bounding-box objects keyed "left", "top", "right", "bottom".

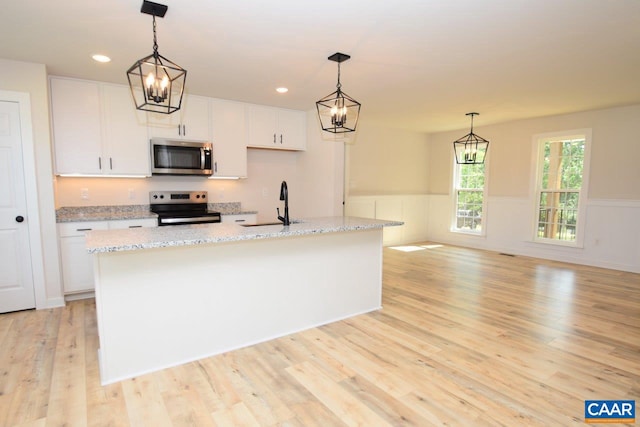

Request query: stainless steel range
[{"left": 149, "top": 191, "right": 221, "bottom": 226}]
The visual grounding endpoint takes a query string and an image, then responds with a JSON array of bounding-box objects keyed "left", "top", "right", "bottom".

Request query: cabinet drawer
[
  {"left": 108, "top": 218, "right": 158, "bottom": 229},
  {"left": 221, "top": 214, "right": 257, "bottom": 225},
  {"left": 58, "top": 221, "right": 109, "bottom": 237}
]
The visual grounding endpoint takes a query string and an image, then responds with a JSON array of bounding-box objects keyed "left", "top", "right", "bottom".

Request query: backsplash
[{"left": 56, "top": 202, "right": 249, "bottom": 223}]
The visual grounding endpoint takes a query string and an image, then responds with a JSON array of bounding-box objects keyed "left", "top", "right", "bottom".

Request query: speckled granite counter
[
  {"left": 56, "top": 203, "right": 256, "bottom": 223},
  {"left": 56, "top": 205, "right": 157, "bottom": 222},
  {"left": 86, "top": 216, "right": 402, "bottom": 254}
]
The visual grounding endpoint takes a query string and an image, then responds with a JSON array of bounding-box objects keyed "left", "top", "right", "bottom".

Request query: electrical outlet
[
  {"left": 128, "top": 188, "right": 136, "bottom": 200},
  {"left": 262, "top": 187, "right": 268, "bottom": 198},
  {"left": 80, "top": 188, "right": 89, "bottom": 200}
]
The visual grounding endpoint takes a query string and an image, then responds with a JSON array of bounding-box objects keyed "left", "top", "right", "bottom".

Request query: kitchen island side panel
[{"left": 94, "top": 228, "right": 383, "bottom": 384}]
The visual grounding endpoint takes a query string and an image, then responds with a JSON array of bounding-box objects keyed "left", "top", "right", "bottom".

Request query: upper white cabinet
[
  {"left": 210, "top": 99, "right": 248, "bottom": 178},
  {"left": 147, "top": 94, "right": 210, "bottom": 141},
  {"left": 248, "top": 105, "right": 306, "bottom": 151},
  {"left": 50, "top": 78, "right": 102, "bottom": 175},
  {"left": 50, "top": 77, "right": 150, "bottom": 176},
  {"left": 102, "top": 84, "right": 150, "bottom": 175}
]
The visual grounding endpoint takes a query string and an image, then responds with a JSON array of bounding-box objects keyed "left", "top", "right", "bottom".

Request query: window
[
  {"left": 453, "top": 161, "right": 486, "bottom": 234},
  {"left": 533, "top": 130, "right": 590, "bottom": 246}
]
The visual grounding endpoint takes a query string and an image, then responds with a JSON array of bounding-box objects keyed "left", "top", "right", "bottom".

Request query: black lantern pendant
[
  {"left": 126, "top": 1, "right": 187, "bottom": 114},
  {"left": 316, "top": 52, "right": 361, "bottom": 134},
  {"left": 453, "top": 112, "right": 489, "bottom": 164}
]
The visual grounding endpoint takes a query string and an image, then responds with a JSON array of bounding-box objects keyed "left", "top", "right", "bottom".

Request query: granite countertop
[
  {"left": 56, "top": 203, "right": 256, "bottom": 223},
  {"left": 86, "top": 216, "right": 404, "bottom": 254},
  {"left": 56, "top": 205, "right": 157, "bottom": 222}
]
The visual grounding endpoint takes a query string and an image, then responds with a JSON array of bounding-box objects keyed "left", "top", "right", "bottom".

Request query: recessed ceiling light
[
  {"left": 92, "top": 54, "right": 111, "bottom": 63},
  {"left": 276, "top": 87, "right": 288, "bottom": 94}
]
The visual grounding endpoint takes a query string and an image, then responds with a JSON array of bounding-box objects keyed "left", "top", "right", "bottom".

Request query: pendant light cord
[{"left": 152, "top": 15, "right": 159, "bottom": 56}]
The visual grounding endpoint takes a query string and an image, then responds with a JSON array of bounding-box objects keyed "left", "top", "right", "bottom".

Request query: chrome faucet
[{"left": 277, "top": 180, "right": 290, "bottom": 226}]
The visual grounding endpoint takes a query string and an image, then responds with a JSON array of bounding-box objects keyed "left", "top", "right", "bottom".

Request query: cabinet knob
[{"left": 15, "top": 215, "right": 24, "bottom": 223}]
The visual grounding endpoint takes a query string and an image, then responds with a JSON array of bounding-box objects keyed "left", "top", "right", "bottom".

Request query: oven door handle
[
  {"left": 160, "top": 216, "right": 220, "bottom": 225},
  {"left": 201, "top": 147, "right": 206, "bottom": 170}
]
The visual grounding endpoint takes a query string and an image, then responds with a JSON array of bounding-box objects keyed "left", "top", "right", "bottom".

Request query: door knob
[{"left": 15, "top": 215, "right": 24, "bottom": 223}]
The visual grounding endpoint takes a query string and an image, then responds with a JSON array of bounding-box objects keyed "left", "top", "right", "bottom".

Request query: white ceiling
[{"left": 2, "top": 0, "right": 639, "bottom": 133}]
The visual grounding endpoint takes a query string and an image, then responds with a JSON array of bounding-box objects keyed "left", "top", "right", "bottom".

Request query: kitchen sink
[{"left": 240, "top": 220, "right": 303, "bottom": 227}]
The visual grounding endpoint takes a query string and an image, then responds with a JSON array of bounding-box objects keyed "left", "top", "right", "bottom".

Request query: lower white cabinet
[
  {"left": 58, "top": 219, "right": 157, "bottom": 295},
  {"left": 221, "top": 213, "right": 257, "bottom": 225}
]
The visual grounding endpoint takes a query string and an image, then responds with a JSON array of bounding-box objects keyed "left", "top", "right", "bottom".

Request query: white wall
[
  {"left": 0, "top": 59, "right": 64, "bottom": 308},
  {"left": 346, "top": 117, "right": 429, "bottom": 196},
  {"left": 426, "top": 105, "right": 640, "bottom": 273}
]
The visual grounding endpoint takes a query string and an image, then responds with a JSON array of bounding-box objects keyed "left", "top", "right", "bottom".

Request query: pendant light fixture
[
  {"left": 316, "top": 52, "right": 361, "bottom": 134},
  {"left": 126, "top": 0, "right": 187, "bottom": 114},
  {"left": 453, "top": 112, "right": 489, "bottom": 164}
]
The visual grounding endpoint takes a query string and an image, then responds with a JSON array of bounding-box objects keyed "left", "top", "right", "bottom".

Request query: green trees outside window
[{"left": 536, "top": 137, "right": 586, "bottom": 242}]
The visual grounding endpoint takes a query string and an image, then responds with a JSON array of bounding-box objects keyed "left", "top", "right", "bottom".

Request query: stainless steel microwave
[{"left": 150, "top": 138, "right": 213, "bottom": 176}]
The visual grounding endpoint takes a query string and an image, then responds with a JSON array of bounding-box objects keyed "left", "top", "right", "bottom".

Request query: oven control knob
[
  {"left": 153, "top": 195, "right": 158, "bottom": 199},
  {"left": 160, "top": 195, "right": 164, "bottom": 199},
  {"left": 195, "top": 194, "right": 200, "bottom": 199},
  {"left": 201, "top": 193, "right": 206, "bottom": 199}
]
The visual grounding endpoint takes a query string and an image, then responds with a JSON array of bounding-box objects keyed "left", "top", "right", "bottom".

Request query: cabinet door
[
  {"left": 108, "top": 218, "right": 158, "bottom": 229},
  {"left": 58, "top": 221, "right": 109, "bottom": 294},
  {"left": 180, "top": 95, "right": 210, "bottom": 140},
  {"left": 247, "top": 105, "right": 279, "bottom": 148},
  {"left": 59, "top": 237, "right": 96, "bottom": 293},
  {"left": 50, "top": 78, "right": 103, "bottom": 174},
  {"left": 102, "top": 84, "right": 151, "bottom": 176},
  {"left": 221, "top": 214, "right": 257, "bottom": 225},
  {"left": 278, "top": 109, "right": 306, "bottom": 150},
  {"left": 147, "top": 94, "right": 210, "bottom": 140},
  {"left": 248, "top": 105, "right": 306, "bottom": 150},
  {"left": 210, "top": 99, "right": 248, "bottom": 178}
]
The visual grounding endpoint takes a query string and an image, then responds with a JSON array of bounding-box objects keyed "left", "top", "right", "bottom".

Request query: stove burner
[{"left": 149, "top": 191, "right": 221, "bottom": 226}]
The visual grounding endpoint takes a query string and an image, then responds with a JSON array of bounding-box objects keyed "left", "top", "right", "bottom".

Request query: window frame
[
  {"left": 531, "top": 129, "right": 592, "bottom": 247},
  {"left": 451, "top": 154, "right": 489, "bottom": 236}
]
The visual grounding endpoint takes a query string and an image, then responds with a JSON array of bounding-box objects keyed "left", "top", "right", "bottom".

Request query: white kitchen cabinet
[
  {"left": 101, "top": 84, "right": 150, "bottom": 175},
  {"left": 248, "top": 105, "right": 306, "bottom": 150},
  {"left": 210, "top": 99, "right": 248, "bottom": 178},
  {"left": 50, "top": 77, "right": 151, "bottom": 176},
  {"left": 147, "top": 94, "right": 210, "bottom": 141},
  {"left": 58, "top": 219, "right": 157, "bottom": 295},
  {"left": 221, "top": 213, "right": 257, "bottom": 225},
  {"left": 108, "top": 218, "right": 158, "bottom": 229},
  {"left": 50, "top": 78, "right": 103, "bottom": 174},
  {"left": 58, "top": 221, "right": 109, "bottom": 294}
]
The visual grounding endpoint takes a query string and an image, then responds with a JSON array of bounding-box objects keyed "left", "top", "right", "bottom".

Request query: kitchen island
[{"left": 86, "top": 216, "right": 402, "bottom": 384}]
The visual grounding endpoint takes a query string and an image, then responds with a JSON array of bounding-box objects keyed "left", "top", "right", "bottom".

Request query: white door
[{"left": 0, "top": 101, "right": 36, "bottom": 312}]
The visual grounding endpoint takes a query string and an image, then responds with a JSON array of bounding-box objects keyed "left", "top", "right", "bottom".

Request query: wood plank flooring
[{"left": 1, "top": 244, "right": 638, "bottom": 426}]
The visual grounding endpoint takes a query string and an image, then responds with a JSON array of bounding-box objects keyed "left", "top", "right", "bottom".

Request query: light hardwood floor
[{"left": 1, "top": 244, "right": 638, "bottom": 426}]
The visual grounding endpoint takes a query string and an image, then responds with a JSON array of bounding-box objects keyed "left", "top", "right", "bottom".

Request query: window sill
[
  {"left": 451, "top": 228, "right": 485, "bottom": 237},
  {"left": 531, "top": 238, "right": 583, "bottom": 249}
]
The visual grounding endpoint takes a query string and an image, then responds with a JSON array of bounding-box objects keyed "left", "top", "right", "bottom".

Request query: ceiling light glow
[
  {"left": 276, "top": 87, "right": 288, "bottom": 93},
  {"left": 92, "top": 54, "right": 111, "bottom": 63}
]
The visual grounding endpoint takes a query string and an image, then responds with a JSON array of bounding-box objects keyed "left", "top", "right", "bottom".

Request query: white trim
[
  {"left": 450, "top": 148, "right": 489, "bottom": 236},
  {"left": 587, "top": 199, "right": 640, "bottom": 208},
  {"left": 0, "top": 90, "right": 49, "bottom": 309},
  {"left": 530, "top": 129, "right": 592, "bottom": 248}
]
